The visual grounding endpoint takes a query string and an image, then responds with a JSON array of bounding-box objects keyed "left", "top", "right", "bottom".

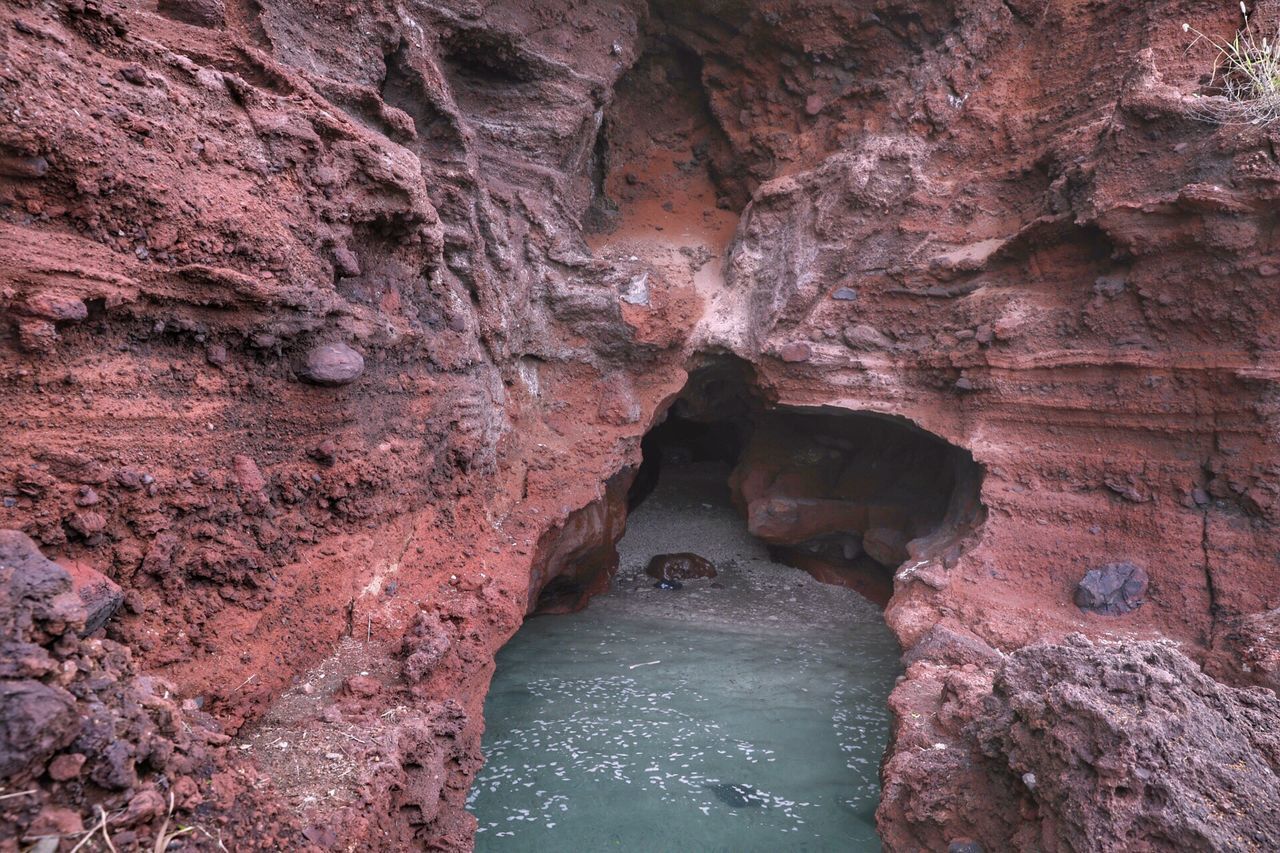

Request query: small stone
[
  {"left": 904, "top": 625, "right": 1001, "bottom": 668},
  {"left": 832, "top": 287, "right": 858, "bottom": 301},
  {"left": 124, "top": 589, "right": 146, "bottom": 614},
  {"left": 299, "top": 343, "right": 364, "bottom": 386},
  {"left": 28, "top": 806, "right": 83, "bottom": 838},
  {"left": 1093, "top": 275, "right": 1126, "bottom": 298},
  {"left": 66, "top": 511, "right": 107, "bottom": 542},
  {"left": 843, "top": 324, "right": 892, "bottom": 350},
  {"left": 205, "top": 343, "right": 227, "bottom": 367},
  {"left": 17, "top": 318, "right": 59, "bottom": 352},
  {"left": 310, "top": 439, "right": 338, "bottom": 467},
  {"left": 74, "top": 486, "right": 99, "bottom": 507},
  {"left": 232, "top": 455, "right": 267, "bottom": 495},
  {"left": 954, "top": 377, "right": 976, "bottom": 392},
  {"left": 805, "top": 94, "right": 824, "bottom": 115},
  {"left": 343, "top": 675, "right": 381, "bottom": 698},
  {"left": 645, "top": 553, "right": 717, "bottom": 582},
  {"left": 120, "top": 787, "right": 166, "bottom": 826},
  {"left": 25, "top": 294, "right": 87, "bottom": 322},
  {"left": 332, "top": 246, "right": 360, "bottom": 277},
  {"left": 1075, "top": 562, "right": 1148, "bottom": 615},
  {"left": 47, "top": 752, "right": 86, "bottom": 781},
  {"left": 115, "top": 469, "right": 145, "bottom": 491},
  {"left": 0, "top": 153, "right": 49, "bottom": 179},
  {"left": 0, "top": 678, "right": 79, "bottom": 779},
  {"left": 653, "top": 579, "right": 683, "bottom": 590},
  {"left": 948, "top": 842, "right": 985, "bottom": 853},
  {"left": 119, "top": 64, "right": 148, "bottom": 86},
  {"left": 779, "top": 342, "right": 811, "bottom": 363},
  {"left": 64, "top": 560, "right": 123, "bottom": 634},
  {"left": 90, "top": 737, "right": 137, "bottom": 788}
]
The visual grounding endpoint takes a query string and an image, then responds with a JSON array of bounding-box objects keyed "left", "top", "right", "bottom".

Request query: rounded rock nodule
[
  {"left": 299, "top": 342, "right": 365, "bottom": 386},
  {"left": 646, "top": 552, "right": 717, "bottom": 582}
]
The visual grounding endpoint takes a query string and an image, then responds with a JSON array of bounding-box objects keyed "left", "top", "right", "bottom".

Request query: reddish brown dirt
[{"left": 3, "top": 0, "right": 1280, "bottom": 850}]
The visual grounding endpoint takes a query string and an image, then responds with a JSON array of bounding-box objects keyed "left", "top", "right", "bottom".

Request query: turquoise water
[{"left": 469, "top": 464, "right": 902, "bottom": 852}]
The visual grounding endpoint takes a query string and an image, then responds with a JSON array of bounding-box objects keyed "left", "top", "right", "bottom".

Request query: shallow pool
[{"left": 468, "top": 464, "right": 902, "bottom": 852}]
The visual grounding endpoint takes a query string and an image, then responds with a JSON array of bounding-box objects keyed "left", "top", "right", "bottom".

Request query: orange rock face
[{"left": 2, "top": 0, "right": 1279, "bottom": 849}]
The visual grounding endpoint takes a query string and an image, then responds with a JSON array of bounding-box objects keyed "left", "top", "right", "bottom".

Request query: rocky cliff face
[{"left": 2, "top": 0, "right": 1279, "bottom": 849}]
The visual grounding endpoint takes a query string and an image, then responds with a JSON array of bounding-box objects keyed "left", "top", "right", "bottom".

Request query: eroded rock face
[
  {"left": 1, "top": 0, "right": 1278, "bottom": 848},
  {"left": 0, "top": 530, "right": 239, "bottom": 845},
  {"left": 975, "top": 635, "right": 1280, "bottom": 851}
]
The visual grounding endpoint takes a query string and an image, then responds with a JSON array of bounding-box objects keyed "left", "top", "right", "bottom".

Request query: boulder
[
  {"left": 974, "top": 634, "right": 1280, "bottom": 851},
  {"left": 299, "top": 343, "right": 365, "bottom": 386},
  {"left": 645, "top": 552, "right": 717, "bottom": 581},
  {"left": 1074, "top": 562, "right": 1147, "bottom": 615}
]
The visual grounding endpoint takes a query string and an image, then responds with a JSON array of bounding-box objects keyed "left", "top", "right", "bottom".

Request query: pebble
[
  {"left": 779, "top": 342, "right": 811, "bottom": 363},
  {"left": 299, "top": 342, "right": 365, "bottom": 386}
]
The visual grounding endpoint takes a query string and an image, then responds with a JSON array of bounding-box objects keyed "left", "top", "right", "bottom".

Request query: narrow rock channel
[{"left": 470, "top": 461, "right": 900, "bottom": 850}]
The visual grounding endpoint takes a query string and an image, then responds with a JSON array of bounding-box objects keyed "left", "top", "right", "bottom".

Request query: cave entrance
[
  {"left": 630, "top": 357, "right": 986, "bottom": 607},
  {"left": 469, "top": 358, "right": 985, "bottom": 849}
]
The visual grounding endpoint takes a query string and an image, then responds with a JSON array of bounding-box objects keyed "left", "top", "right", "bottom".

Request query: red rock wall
[{"left": 2, "top": 0, "right": 1279, "bottom": 849}]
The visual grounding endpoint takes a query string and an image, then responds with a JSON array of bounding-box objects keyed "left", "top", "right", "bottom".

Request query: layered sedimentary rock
[{"left": 2, "top": 0, "right": 1279, "bottom": 849}]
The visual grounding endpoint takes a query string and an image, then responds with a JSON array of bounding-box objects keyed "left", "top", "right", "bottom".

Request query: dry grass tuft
[{"left": 1184, "top": 3, "right": 1280, "bottom": 124}]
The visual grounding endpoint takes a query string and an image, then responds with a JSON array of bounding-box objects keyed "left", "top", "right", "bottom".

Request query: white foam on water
[{"left": 469, "top": 463, "right": 901, "bottom": 850}]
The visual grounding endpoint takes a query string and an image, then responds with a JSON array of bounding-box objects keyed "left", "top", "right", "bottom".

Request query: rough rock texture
[
  {"left": 0, "top": 530, "right": 284, "bottom": 847},
  {"left": 974, "top": 635, "right": 1280, "bottom": 852},
  {"left": 2, "top": 0, "right": 1279, "bottom": 849},
  {"left": 1075, "top": 561, "right": 1150, "bottom": 615},
  {"left": 883, "top": 633, "right": 1280, "bottom": 851}
]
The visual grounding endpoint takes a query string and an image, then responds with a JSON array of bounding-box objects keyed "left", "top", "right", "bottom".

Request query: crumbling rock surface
[
  {"left": 0, "top": 530, "right": 297, "bottom": 847},
  {"left": 976, "top": 636, "right": 1280, "bottom": 851},
  {"left": 2, "top": 0, "right": 1279, "bottom": 848},
  {"left": 884, "top": 634, "right": 1280, "bottom": 852}
]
